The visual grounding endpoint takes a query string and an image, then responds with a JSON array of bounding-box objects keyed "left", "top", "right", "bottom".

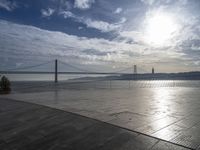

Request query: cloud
[
  {"left": 59, "top": 11, "right": 75, "bottom": 18},
  {"left": 0, "top": 20, "right": 145, "bottom": 70},
  {"left": 82, "top": 49, "right": 115, "bottom": 56},
  {"left": 116, "top": 6, "right": 200, "bottom": 71},
  {"left": 0, "top": 15, "right": 199, "bottom": 72},
  {"left": 140, "top": 0, "right": 156, "bottom": 5},
  {"left": 140, "top": 0, "right": 188, "bottom": 5},
  {"left": 41, "top": 8, "right": 55, "bottom": 17},
  {"left": 114, "top": 7, "right": 122, "bottom": 14},
  {"left": 0, "top": 0, "right": 17, "bottom": 11},
  {"left": 74, "top": 0, "right": 95, "bottom": 10},
  {"left": 83, "top": 18, "right": 120, "bottom": 32},
  {"left": 78, "top": 26, "right": 83, "bottom": 30},
  {"left": 60, "top": 11, "right": 122, "bottom": 32}
]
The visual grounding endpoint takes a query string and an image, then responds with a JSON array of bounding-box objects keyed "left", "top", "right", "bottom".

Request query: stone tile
[
  {"left": 136, "top": 116, "right": 180, "bottom": 134},
  {"left": 118, "top": 134, "right": 158, "bottom": 150},
  {"left": 152, "top": 124, "right": 186, "bottom": 141},
  {"left": 1, "top": 81, "right": 200, "bottom": 149},
  {"left": 151, "top": 141, "right": 190, "bottom": 150},
  {"left": 0, "top": 98, "right": 193, "bottom": 150},
  {"left": 170, "top": 132, "right": 200, "bottom": 149}
]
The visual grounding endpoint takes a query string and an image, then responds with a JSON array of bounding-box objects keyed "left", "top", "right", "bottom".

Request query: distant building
[
  {"left": 152, "top": 67, "right": 154, "bottom": 74},
  {"left": 134, "top": 65, "right": 137, "bottom": 74}
]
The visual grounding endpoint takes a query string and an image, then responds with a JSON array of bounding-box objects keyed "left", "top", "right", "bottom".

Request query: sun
[{"left": 145, "top": 13, "right": 178, "bottom": 46}]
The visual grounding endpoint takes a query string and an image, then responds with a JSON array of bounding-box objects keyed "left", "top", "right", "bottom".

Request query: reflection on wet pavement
[{"left": 1, "top": 80, "right": 200, "bottom": 149}]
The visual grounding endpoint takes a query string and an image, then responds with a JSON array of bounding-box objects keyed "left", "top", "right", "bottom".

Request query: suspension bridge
[{"left": 0, "top": 59, "right": 150, "bottom": 82}]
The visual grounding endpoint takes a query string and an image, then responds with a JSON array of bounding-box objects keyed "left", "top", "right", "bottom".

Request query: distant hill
[
  {"left": 72, "top": 71, "right": 200, "bottom": 80},
  {"left": 118, "top": 71, "right": 200, "bottom": 80}
]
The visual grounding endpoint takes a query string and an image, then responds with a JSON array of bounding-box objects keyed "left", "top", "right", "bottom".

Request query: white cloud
[
  {"left": 0, "top": 19, "right": 198, "bottom": 72},
  {"left": 41, "top": 8, "right": 55, "bottom": 17},
  {"left": 114, "top": 7, "right": 122, "bottom": 14},
  {"left": 74, "top": 0, "right": 95, "bottom": 10},
  {"left": 84, "top": 18, "right": 119, "bottom": 32},
  {"left": 140, "top": 0, "right": 156, "bottom": 5},
  {"left": 59, "top": 11, "right": 75, "bottom": 18},
  {"left": 119, "top": 30, "right": 145, "bottom": 43},
  {"left": 119, "top": 17, "right": 127, "bottom": 24},
  {"left": 0, "top": 0, "right": 17, "bottom": 11},
  {"left": 0, "top": 19, "right": 147, "bottom": 70},
  {"left": 59, "top": 11, "right": 122, "bottom": 32},
  {"left": 140, "top": 0, "right": 188, "bottom": 5},
  {"left": 78, "top": 26, "right": 83, "bottom": 30}
]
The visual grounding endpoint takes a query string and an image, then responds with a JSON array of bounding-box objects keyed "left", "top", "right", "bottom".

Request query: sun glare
[{"left": 145, "top": 13, "right": 178, "bottom": 46}]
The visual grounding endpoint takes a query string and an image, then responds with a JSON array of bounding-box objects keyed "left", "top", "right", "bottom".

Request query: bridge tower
[
  {"left": 152, "top": 67, "right": 154, "bottom": 74},
  {"left": 134, "top": 65, "right": 137, "bottom": 74},
  {"left": 55, "top": 59, "right": 58, "bottom": 83}
]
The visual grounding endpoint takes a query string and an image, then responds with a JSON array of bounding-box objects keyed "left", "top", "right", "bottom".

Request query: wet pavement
[
  {"left": 0, "top": 98, "right": 191, "bottom": 150},
  {"left": 1, "top": 80, "right": 200, "bottom": 149}
]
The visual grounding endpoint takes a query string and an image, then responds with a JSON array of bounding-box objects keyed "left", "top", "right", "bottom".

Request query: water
[
  {"left": 1, "top": 73, "right": 107, "bottom": 81},
  {"left": 3, "top": 74, "right": 200, "bottom": 88}
]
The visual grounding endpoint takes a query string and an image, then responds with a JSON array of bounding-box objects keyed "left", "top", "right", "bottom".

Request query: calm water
[{"left": 2, "top": 73, "right": 107, "bottom": 81}]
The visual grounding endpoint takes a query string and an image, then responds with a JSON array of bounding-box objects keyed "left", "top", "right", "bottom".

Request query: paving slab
[
  {"left": 1, "top": 80, "right": 200, "bottom": 149},
  {"left": 0, "top": 98, "right": 192, "bottom": 150}
]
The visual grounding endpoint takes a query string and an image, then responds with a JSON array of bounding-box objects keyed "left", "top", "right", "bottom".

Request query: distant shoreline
[
  {"left": 1, "top": 71, "right": 200, "bottom": 81},
  {"left": 71, "top": 71, "right": 200, "bottom": 81}
]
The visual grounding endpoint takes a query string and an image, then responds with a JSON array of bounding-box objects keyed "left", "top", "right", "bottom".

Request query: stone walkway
[
  {"left": 1, "top": 81, "right": 200, "bottom": 149},
  {"left": 0, "top": 98, "right": 191, "bottom": 150}
]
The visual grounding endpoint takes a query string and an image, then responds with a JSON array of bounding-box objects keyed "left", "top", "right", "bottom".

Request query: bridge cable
[{"left": 3, "top": 60, "right": 53, "bottom": 72}]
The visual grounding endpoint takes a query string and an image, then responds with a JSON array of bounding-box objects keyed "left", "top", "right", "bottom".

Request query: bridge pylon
[{"left": 55, "top": 59, "right": 58, "bottom": 83}]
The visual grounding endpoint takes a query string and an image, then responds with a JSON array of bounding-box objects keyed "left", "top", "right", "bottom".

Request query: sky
[{"left": 0, "top": 0, "right": 200, "bottom": 73}]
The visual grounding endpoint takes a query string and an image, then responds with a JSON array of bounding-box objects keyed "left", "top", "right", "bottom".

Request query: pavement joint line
[
  {"left": 149, "top": 140, "right": 160, "bottom": 150},
  {"left": 0, "top": 97, "right": 195, "bottom": 150},
  {"left": 149, "top": 116, "right": 187, "bottom": 135}
]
